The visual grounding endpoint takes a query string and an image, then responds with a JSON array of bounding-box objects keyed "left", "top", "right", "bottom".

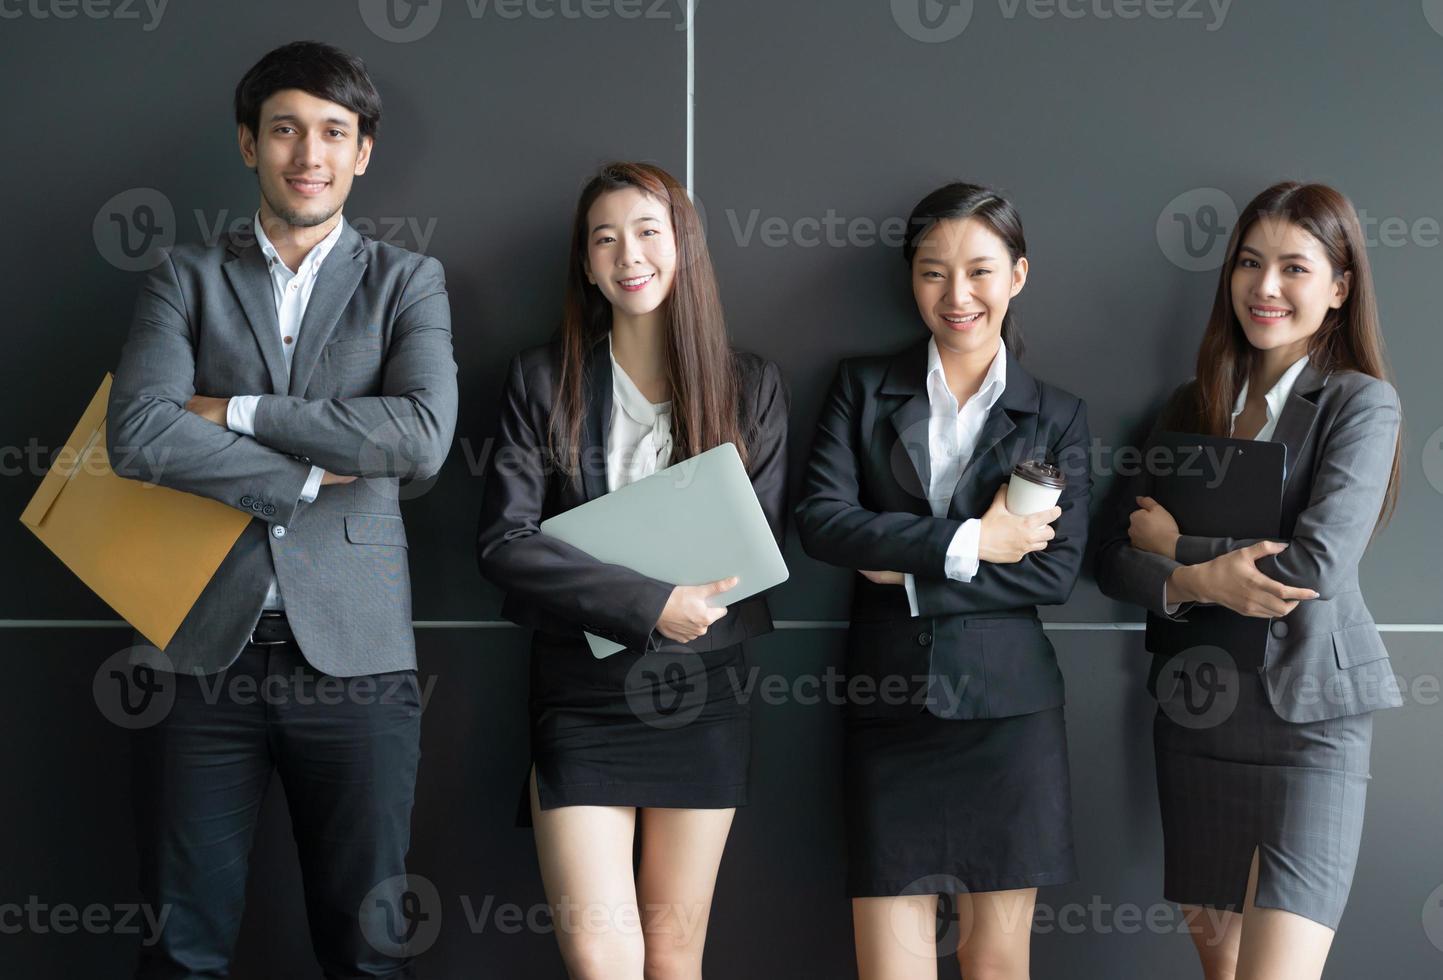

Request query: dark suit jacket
[
  {"left": 795, "top": 339, "right": 1091, "bottom": 720},
  {"left": 476, "top": 334, "right": 789, "bottom": 654},
  {"left": 1094, "top": 361, "right": 1404, "bottom": 723}
]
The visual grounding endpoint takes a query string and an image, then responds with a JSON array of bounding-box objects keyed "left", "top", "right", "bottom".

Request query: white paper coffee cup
[{"left": 1006, "top": 459, "right": 1066, "bottom": 515}]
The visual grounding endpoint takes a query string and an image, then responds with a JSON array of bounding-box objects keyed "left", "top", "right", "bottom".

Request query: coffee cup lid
[{"left": 1012, "top": 459, "right": 1066, "bottom": 489}]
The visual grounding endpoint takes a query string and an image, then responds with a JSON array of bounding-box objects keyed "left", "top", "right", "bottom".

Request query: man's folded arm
[
  {"left": 106, "top": 252, "right": 314, "bottom": 525},
  {"left": 246, "top": 256, "right": 458, "bottom": 480}
]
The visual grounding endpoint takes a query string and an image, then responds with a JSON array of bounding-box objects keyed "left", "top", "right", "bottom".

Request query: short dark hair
[{"left": 234, "top": 40, "right": 382, "bottom": 143}]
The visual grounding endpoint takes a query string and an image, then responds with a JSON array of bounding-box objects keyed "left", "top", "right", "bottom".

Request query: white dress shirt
[
  {"left": 1162, "top": 353, "right": 1311, "bottom": 613},
  {"left": 605, "top": 332, "right": 674, "bottom": 492},
  {"left": 224, "top": 212, "right": 338, "bottom": 609},
  {"left": 1229, "top": 353, "right": 1311, "bottom": 442},
  {"left": 901, "top": 337, "right": 1008, "bottom": 617}
]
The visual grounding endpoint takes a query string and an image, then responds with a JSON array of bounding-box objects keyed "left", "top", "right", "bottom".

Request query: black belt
[{"left": 249, "top": 610, "right": 295, "bottom": 646}]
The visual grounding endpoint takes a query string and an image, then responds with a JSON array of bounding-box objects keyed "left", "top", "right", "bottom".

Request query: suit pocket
[
  {"left": 1332, "top": 623, "right": 1388, "bottom": 669},
  {"left": 345, "top": 513, "right": 408, "bottom": 548},
  {"left": 979, "top": 624, "right": 1064, "bottom": 714}
]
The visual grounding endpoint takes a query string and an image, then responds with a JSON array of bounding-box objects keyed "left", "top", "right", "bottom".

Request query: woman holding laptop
[
  {"left": 1095, "top": 181, "right": 1404, "bottom": 980},
  {"left": 795, "top": 182, "right": 1091, "bottom": 979},
  {"left": 475, "top": 162, "right": 788, "bottom": 979}
]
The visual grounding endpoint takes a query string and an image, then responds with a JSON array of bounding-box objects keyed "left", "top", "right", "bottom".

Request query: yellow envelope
[{"left": 19, "top": 374, "right": 251, "bottom": 649}]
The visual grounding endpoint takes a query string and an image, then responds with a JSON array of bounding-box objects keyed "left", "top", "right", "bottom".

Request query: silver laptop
[{"left": 538, "top": 442, "right": 789, "bottom": 658}]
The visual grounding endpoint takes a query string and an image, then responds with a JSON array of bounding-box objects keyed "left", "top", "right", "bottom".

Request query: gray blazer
[
  {"left": 1095, "top": 360, "right": 1403, "bottom": 723},
  {"left": 106, "top": 218, "right": 458, "bottom": 676}
]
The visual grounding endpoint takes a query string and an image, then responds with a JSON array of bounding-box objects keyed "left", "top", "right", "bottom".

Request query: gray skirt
[{"left": 1153, "top": 666, "right": 1373, "bottom": 930}]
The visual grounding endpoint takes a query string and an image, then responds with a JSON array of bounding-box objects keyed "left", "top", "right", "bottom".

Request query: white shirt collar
[
  {"left": 1231, "top": 354, "right": 1311, "bottom": 429},
  {"left": 926, "top": 335, "right": 1007, "bottom": 414},
  {"left": 253, "top": 210, "right": 345, "bottom": 278},
  {"left": 608, "top": 332, "right": 671, "bottom": 424}
]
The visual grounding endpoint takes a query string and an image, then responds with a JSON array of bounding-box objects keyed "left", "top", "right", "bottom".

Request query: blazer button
[
  {"left": 916, "top": 631, "right": 932, "bottom": 646},
  {"left": 262, "top": 504, "right": 276, "bottom": 516},
  {"left": 1271, "top": 621, "right": 1289, "bottom": 639},
  {"left": 240, "top": 495, "right": 253, "bottom": 508},
  {"left": 252, "top": 501, "right": 264, "bottom": 511},
  {"left": 271, "top": 524, "right": 287, "bottom": 539}
]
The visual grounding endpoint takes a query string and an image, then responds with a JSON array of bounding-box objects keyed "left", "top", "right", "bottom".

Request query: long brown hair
[
  {"left": 1192, "top": 181, "right": 1401, "bottom": 528},
  {"left": 550, "top": 162, "right": 746, "bottom": 484}
]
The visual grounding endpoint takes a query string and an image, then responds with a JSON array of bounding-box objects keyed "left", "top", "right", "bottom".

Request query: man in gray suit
[{"left": 106, "top": 41, "right": 456, "bottom": 979}]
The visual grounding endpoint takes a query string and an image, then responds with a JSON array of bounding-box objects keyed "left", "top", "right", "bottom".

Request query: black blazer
[
  {"left": 795, "top": 339, "right": 1091, "bottom": 720},
  {"left": 476, "top": 334, "right": 789, "bottom": 654}
]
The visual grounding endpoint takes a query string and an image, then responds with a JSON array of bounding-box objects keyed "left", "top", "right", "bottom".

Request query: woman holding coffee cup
[
  {"left": 1095, "top": 181, "right": 1403, "bottom": 980},
  {"left": 795, "top": 182, "right": 1091, "bottom": 979}
]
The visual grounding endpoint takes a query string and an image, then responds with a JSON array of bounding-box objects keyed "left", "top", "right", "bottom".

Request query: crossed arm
[
  {"left": 794, "top": 358, "right": 1091, "bottom": 615},
  {"left": 1095, "top": 381, "right": 1397, "bottom": 618},
  {"left": 106, "top": 251, "right": 457, "bottom": 525}
]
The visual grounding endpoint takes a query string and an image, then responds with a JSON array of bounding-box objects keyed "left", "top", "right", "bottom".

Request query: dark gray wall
[{"left": 2, "top": 1, "right": 1441, "bottom": 976}]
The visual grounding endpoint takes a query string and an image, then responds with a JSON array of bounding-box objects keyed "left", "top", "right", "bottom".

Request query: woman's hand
[
  {"left": 979, "top": 485, "right": 1060, "bottom": 564},
  {"left": 1168, "top": 541, "right": 1318, "bottom": 618},
  {"left": 656, "top": 576, "right": 738, "bottom": 643},
  {"left": 859, "top": 570, "right": 905, "bottom": 585},
  {"left": 1128, "top": 496, "right": 1179, "bottom": 560}
]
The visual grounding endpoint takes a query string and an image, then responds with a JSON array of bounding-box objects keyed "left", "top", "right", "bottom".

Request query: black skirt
[
  {"left": 845, "top": 705, "right": 1078, "bottom": 897},
  {"left": 515, "top": 631, "right": 752, "bottom": 826},
  {"left": 1154, "top": 666, "right": 1373, "bottom": 930}
]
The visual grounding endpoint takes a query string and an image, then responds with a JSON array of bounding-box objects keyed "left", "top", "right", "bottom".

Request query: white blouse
[
  {"left": 605, "top": 332, "right": 674, "bottom": 492},
  {"left": 902, "top": 336, "right": 1008, "bottom": 617},
  {"left": 1229, "top": 354, "right": 1311, "bottom": 442}
]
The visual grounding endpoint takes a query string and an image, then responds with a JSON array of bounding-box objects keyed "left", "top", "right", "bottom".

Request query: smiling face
[
  {"left": 1230, "top": 215, "right": 1351, "bottom": 361},
  {"left": 238, "top": 87, "right": 371, "bottom": 231},
  {"left": 583, "top": 187, "right": 678, "bottom": 319},
  {"left": 911, "top": 217, "right": 1027, "bottom": 358}
]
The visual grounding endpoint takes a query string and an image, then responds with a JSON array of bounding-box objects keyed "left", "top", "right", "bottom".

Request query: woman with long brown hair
[
  {"left": 476, "top": 161, "right": 788, "bottom": 978},
  {"left": 1096, "top": 181, "right": 1404, "bottom": 980}
]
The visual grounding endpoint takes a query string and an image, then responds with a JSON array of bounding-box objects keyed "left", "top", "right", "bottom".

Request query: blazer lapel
[
  {"left": 1270, "top": 358, "right": 1327, "bottom": 487},
  {"left": 949, "top": 345, "right": 1034, "bottom": 517},
  {"left": 288, "top": 219, "right": 368, "bottom": 397},
  {"left": 881, "top": 339, "right": 932, "bottom": 504},
  {"left": 222, "top": 235, "right": 288, "bottom": 395},
  {"left": 579, "top": 334, "right": 613, "bottom": 502}
]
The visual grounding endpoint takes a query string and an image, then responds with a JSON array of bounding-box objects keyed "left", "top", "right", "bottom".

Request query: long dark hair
[
  {"left": 1193, "top": 180, "right": 1401, "bottom": 527},
  {"left": 550, "top": 162, "right": 747, "bottom": 483},
  {"left": 903, "top": 181, "right": 1028, "bottom": 359}
]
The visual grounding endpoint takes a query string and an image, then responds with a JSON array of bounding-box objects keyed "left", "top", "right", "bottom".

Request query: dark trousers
[{"left": 130, "top": 635, "right": 423, "bottom": 979}]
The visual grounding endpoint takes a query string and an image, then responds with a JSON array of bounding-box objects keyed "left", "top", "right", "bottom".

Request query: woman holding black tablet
[
  {"left": 796, "top": 182, "right": 1090, "bottom": 979},
  {"left": 1096, "top": 181, "right": 1404, "bottom": 980},
  {"left": 476, "top": 162, "right": 788, "bottom": 979}
]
